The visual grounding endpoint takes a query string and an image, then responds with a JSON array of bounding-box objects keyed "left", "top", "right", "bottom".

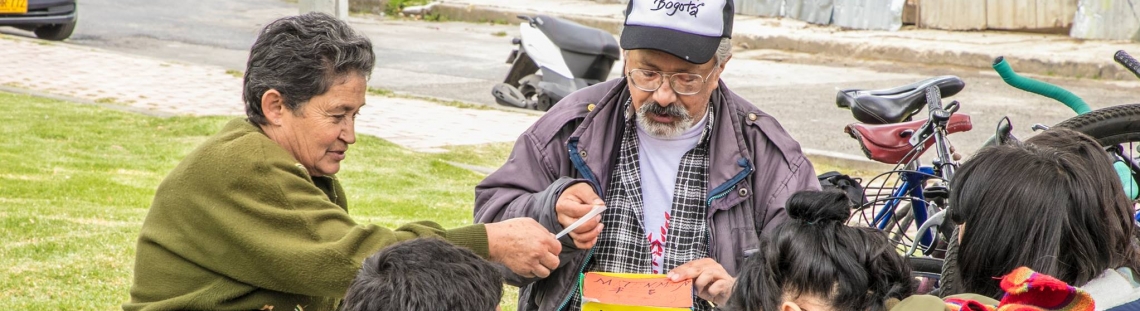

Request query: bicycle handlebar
[
  {"left": 992, "top": 56, "right": 1092, "bottom": 115},
  {"left": 908, "top": 87, "right": 952, "bottom": 147},
  {"left": 1114, "top": 50, "right": 1140, "bottom": 80},
  {"left": 925, "top": 85, "right": 943, "bottom": 113}
]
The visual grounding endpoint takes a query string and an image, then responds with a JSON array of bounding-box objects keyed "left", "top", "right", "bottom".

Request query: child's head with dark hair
[
  {"left": 341, "top": 238, "right": 504, "bottom": 311},
  {"left": 948, "top": 129, "right": 1140, "bottom": 299},
  {"left": 1025, "top": 127, "right": 1140, "bottom": 271},
  {"left": 724, "top": 190, "right": 914, "bottom": 311}
]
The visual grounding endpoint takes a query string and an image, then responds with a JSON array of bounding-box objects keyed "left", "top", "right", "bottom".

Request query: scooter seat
[
  {"left": 845, "top": 113, "right": 973, "bottom": 164},
  {"left": 836, "top": 76, "right": 966, "bottom": 124},
  {"left": 535, "top": 15, "right": 621, "bottom": 60}
]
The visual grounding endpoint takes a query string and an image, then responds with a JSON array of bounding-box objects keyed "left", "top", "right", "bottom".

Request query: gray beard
[{"left": 635, "top": 101, "right": 694, "bottom": 138}]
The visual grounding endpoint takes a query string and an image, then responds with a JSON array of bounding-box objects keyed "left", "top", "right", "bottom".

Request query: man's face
[
  {"left": 625, "top": 49, "right": 724, "bottom": 138},
  {"left": 274, "top": 73, "right": 366, "bottom": 177}
]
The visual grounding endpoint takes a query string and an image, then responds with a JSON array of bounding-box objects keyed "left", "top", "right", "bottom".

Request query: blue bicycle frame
[{"left": 871, "top": 166, "right": 936, "bottom": 250}]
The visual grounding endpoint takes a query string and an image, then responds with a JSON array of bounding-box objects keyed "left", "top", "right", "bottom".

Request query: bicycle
[
  {"left": 834, "top": 75, "right": 973, "bottom": 294},
  {"left": 832, "top": 50, "right": 1140, "bottom": 296},
  {"left": 990, "top": 50, "right": 1140, "bottom": 206},
  {"left": 929, "top": 50, "right": 1140, "bottom": 297}
]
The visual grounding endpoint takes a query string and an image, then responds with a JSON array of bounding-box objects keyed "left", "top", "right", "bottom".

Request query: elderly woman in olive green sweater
[{"left": 124, "top": 13, "right": 561, "bottom": 311}]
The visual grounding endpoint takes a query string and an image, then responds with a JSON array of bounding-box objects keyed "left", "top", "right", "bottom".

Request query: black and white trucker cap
[{"left": 620, "top": 0, "right": 734, "bottom": 64}]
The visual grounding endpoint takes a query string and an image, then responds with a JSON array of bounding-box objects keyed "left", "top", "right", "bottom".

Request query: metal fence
[
  {"left": 1070, "top": 0, "right": 1140, "bottom": 40},
  {"left": 733, "top": 0, "right": 905, "bottom": 31}
]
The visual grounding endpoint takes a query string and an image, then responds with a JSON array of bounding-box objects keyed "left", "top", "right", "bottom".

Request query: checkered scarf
[{"left": 567, "top": 101, "right": 713, "bottom": 311}]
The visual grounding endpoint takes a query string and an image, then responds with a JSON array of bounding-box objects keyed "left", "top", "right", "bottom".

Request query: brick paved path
[{"left": 0, "top": 36, "right": 538, "bottom": 152}]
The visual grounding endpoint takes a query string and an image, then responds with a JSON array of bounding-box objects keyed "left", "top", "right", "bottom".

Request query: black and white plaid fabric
[{"left": 566, "top": 100, "right": 714, "bottom": 311}]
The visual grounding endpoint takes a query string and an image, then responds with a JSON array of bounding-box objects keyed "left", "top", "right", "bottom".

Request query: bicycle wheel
[
  {"left": 907, "top": 256, "right": 943, "bottom": 295},
  {"left": 855, "top": 200, "right": 922, "bottom": 252},
  {"left": 1054, "top": 104, "right": 1140, "bottom": 145},
  {"left": 907, "top": 256, "right": 944, "bottom": 279},
  {"left": 888, "top": 203, "right": 915, "bottom": 245},
  {"left": 1054, "top": 104, "right": 1140, "bottom": 201},
  {"left": 937, "top": 229, "right": 963, "bottom": 298}
]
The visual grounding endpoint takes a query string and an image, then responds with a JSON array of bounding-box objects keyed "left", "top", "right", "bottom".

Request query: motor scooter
[{"left": 492, "top": 15, "right": 621, "bottom": 111}]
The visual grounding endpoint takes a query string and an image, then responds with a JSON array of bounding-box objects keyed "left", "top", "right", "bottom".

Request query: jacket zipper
[
  {"left": 568, "top": 139, "right": 600, "bottom": 190},
  {"left": 556, "top": 248, "right": 595, "bottom": 311},
  {"left": 706, "top": 160, "right": 753, "bottom": 207},
  {"left": 557, "top": 139, "right": 600, "bottom": 311}
]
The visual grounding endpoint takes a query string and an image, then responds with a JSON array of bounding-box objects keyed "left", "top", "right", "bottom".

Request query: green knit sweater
[{"left": 125, "top": 118, "right": 489, "bottom": 311}]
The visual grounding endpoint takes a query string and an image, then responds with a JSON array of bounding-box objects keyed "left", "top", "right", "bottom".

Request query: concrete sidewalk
[
  {"left": 0, "top": 35, "right": 538, "bottom": 154},
  {"left": 434, "top": 0, "right": 1140, "bottom": 81}
]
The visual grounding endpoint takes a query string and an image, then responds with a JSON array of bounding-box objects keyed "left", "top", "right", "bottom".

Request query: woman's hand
[{"left": 485, "top": 218, "right": 562, "bottom": 278}]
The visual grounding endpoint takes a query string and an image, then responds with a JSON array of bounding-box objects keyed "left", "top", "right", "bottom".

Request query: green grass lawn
[
  {"left": 0, "top": 92, "right": 520, "bottom": 310},
  {"left": 0, "top": 90, "right": 853, "bottom": 310}
]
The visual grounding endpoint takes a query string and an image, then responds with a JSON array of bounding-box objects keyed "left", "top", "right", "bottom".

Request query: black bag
[{"left": 818, "top": 171, "right": 869, "bottom": 208}]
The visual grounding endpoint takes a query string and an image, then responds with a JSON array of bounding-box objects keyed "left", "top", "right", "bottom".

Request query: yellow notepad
[{"left": 580, "top": 272, "right": 692, "bottom": 311}]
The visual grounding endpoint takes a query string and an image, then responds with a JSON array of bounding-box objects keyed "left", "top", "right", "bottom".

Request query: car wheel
[{"left": 34, "top": 21, "right": 76, "bottom": 41}]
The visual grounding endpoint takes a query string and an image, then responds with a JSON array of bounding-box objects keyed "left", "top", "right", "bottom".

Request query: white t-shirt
[{"left": 635, "top": 114, "right": 708, "bottom": 274}]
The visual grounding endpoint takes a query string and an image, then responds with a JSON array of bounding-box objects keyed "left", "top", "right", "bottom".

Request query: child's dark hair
[
  {"left": 724, "top": 190, "right": 914, "bottom": 311},
  {"left": 948, "top": 129, "right": 1140, "bottom": 298},
  {"left": 341, "top": 238, "right": 504, "bottom": 311},
  {"left": 1025, "top": 128, "right": 1140, "bottom": 273}
]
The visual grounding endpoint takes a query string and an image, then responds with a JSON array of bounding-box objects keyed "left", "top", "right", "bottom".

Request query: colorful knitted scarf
[{"left": 944, "top": 267, "right": 1094, "bottom": 311}]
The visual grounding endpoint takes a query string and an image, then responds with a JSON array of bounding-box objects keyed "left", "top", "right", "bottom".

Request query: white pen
[{"left": 554, "top": 205, "right": 607, "bottom": 239}]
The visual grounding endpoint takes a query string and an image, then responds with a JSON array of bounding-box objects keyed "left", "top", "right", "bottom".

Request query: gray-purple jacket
[{"left": 474, "top": 78, "right": 821, "bottom": 311}]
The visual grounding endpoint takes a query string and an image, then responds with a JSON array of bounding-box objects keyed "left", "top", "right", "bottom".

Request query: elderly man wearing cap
[{"left": 474, "top": 0, "right": 820, "bottom": 310}]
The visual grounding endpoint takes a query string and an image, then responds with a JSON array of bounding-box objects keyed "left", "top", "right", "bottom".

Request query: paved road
[
  {"left": 0, "top": 0, "right": 296, "bottom": 70},
  {"left": 3, "top": 0, "right": 1138, "bottom": 158}
]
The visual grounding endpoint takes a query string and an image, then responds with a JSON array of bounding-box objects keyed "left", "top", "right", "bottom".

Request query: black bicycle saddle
[{"left": 836, "top": 76, "right": 966, "bottom": 124}]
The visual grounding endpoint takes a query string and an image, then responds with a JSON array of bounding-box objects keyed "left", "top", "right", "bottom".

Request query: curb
[
  {"left": 803, "top": 148, "right": 893, "bottom": 174},
  {"left": 432, "top": 3, "right": 623, "bottom": 34},
  {"left": 432, "top": 3, "right": 1135, "bottom": 81}
]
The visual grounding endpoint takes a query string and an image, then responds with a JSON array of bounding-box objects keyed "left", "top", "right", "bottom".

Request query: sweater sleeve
[{"left": 142, "top": 131, "right": 488, "bottom": 299}]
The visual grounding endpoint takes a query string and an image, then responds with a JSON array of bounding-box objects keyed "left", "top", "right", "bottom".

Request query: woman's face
[{"left": 270, "top": 73, "right": 366, "bottom": 177}]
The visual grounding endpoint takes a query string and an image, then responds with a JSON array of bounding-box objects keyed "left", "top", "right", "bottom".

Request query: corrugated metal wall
[
  {"left": 738, "top": 0, "right": 1085, "bottom": 33},
  {"left": 787, "top": 0, "right": 835, "bottom": 25},
  {"left": 985, "top": 0, "right": 1076, "bottom": 30},
  {"left": 917, "top": 0, "right": 986, "bottom": 30},
  {"left": 833, "top": 0, "right": 906, "bottom": 31},
  {"left": 1070, "top": 0, "right": 1140, "bottom": 40},
  {"left": 735, "top": 0, "right": 903, "bottom": 30},
  {"left": 736, "top": 0, "right": 784, "bottom": 17},
  {"left": 733, "top": 0, "right": 1127, "bottom": 40},
  {"left": 911, "top": 0, "right": 1080, "bottom": 32}
]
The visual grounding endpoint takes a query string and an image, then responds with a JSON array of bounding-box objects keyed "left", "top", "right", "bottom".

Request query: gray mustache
[{"left": 640, "top": 101, "right": 688, "bottom": 119}]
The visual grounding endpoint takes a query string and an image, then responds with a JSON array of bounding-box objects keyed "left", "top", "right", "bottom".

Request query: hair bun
[{"left": 786, "top": 190, "right": 851, "bottom": 224}]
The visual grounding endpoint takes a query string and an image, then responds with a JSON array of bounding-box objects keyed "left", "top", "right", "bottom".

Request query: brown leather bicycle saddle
[
  {"left": 845, "top": 113, "right": 973, "bottom": 164},
  {"left": 836, "top": 76, "right": 966, "bottom": 124}
]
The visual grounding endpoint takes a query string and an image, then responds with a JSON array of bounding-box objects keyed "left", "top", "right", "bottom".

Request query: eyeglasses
[{"left": 627, "top": 67, "right": 718, "bottom": 96}]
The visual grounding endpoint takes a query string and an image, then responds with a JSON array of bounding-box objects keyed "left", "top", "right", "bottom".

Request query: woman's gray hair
[
  {"left": 243, "top": 12, "right": 375, "bottom": 125},
  {"left": 715, "top": 37, "right": 732, "bottom": 66}
]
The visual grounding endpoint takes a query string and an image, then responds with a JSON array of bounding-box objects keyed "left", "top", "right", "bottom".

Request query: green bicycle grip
[{"left": 993, "top": 56, "right": 1091, "bottom": 115}]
